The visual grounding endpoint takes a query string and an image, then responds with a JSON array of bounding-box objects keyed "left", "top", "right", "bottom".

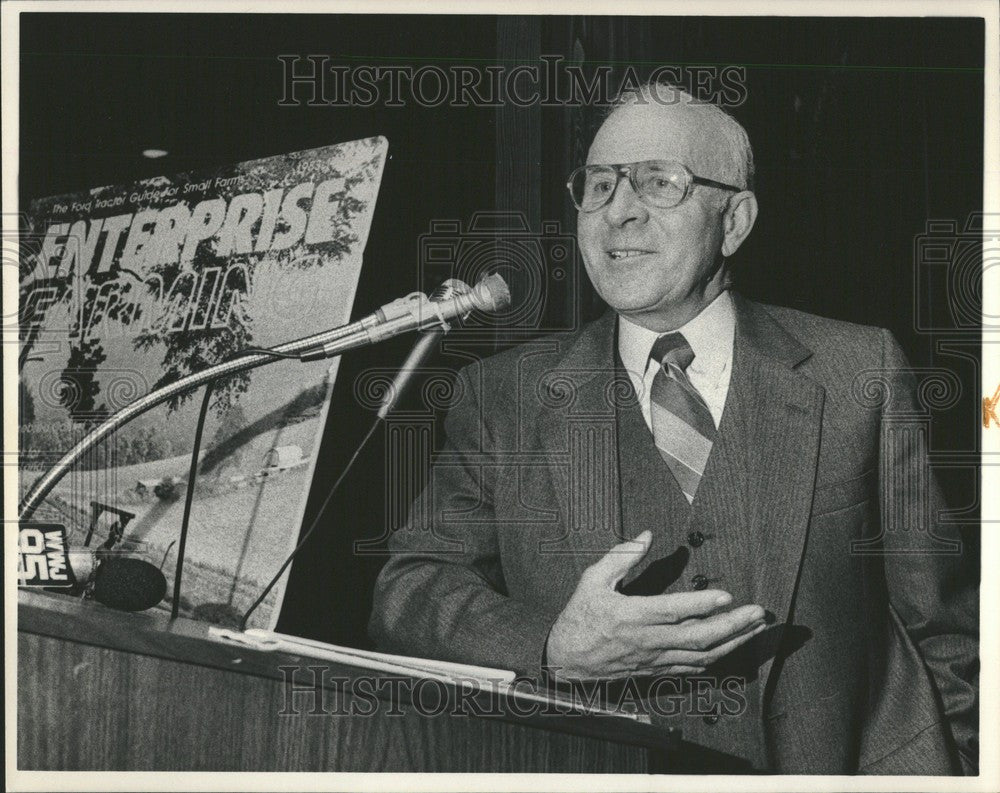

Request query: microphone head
[
  {"left": 471, "top": 273, "right": 511, "bottom": 313},
  {"left": 93, "top": 557, "right": 168, "bottom": 612},
  {"left": 428, "top": 278, "right": 471, "bottom": 302}
]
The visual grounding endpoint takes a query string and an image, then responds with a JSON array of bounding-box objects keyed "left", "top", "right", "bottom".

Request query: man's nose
[{"left": 602, "top": 176, "right": 648, "bottom": 227}]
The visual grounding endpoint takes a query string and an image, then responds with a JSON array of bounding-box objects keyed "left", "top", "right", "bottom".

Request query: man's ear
[{"left": 720, "top": 191, "right": 758, "bottom": 258}]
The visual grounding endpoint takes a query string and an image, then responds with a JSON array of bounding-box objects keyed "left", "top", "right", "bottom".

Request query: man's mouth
[{"left": 607, "top": 249, "right": 654, "bottom": 261}]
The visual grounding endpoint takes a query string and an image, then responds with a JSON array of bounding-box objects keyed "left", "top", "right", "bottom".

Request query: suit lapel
[
  {"left": 728, "top": 294, "right": 826, "bottom": 706},
  {"left": 532, "top": 311, "right": 626, "bottom": 577}
]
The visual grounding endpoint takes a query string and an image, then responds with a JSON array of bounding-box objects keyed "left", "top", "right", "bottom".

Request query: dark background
[{"left": 20, "top": 14, "right": 984, "bottom": 648}]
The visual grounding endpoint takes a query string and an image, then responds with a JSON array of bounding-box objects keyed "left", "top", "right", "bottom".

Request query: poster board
[{"left": 17, "top": 136, "right": 388, "bottom": 629}]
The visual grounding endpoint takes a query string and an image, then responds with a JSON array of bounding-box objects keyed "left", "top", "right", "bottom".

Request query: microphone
[
  {"left": 92, "top": 557, "right": 168, "bottom": 612},
  {"left": 65, "top": 548, "right": 168, "bottom": 612},
  {"left": 299, "top": 273, "right": 510, "bottom": 362},
  {"left": 376, "top": 279, "right": 469, "bottom": 419}
]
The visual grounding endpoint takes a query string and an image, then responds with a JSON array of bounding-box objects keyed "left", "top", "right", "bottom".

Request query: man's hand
[{"left": 545, "top": 530, "right": 767, "bottom": 679}]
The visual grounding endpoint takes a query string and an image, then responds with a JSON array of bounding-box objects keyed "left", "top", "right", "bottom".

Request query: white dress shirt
[{"left": 617, "top": 290, "right": 736, "bottom": 431}]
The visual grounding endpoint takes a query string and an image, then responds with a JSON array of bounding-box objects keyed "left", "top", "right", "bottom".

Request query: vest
[{"left": 613, "top": 356, "right": 771, "bottom": 771}]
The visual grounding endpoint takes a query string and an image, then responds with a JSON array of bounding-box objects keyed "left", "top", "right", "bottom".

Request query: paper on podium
[
  {"left": 209, "top": 626, "right": 646, "bottom": 721},
  {"left": 209, "top": 626, "right": 516, "bottom": 684}
]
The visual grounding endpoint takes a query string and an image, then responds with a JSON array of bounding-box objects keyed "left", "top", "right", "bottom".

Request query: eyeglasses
[{"left": 566, "top": 160, "right": 743, "bottom": 213}]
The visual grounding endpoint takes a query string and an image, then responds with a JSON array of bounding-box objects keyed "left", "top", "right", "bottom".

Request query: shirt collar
[{"left": 617, "top": 290, "right": 736, "bottom": 380}]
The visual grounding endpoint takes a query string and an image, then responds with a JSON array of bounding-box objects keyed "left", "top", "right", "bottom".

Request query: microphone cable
[
  {"left": 238, "top": 415, "right": 381, "bottom": 632},
  {"left": 171, "top": 347, "right": 304, "bottom": 620}
]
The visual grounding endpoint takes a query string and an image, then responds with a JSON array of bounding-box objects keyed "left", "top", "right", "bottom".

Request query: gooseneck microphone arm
[{"left": 17, "top": 274, "right": 511, "bottom": 522}]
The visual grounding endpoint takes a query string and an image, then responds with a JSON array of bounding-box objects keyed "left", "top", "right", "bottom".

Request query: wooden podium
[{"left": 17, "top": 590, "right": 694, "bottom": 773}]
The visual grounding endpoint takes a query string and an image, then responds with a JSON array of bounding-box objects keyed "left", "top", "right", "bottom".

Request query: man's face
[{"left": 577, "top": 100, "right": 733, "bottom": 330}]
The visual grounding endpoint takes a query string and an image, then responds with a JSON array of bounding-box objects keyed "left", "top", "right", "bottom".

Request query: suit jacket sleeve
[
  {"left": 879, "top": 329, "right": 979, "bottom": 772},
  {"left": 368, "top": 363, "right": 560, "bottom": 679}
]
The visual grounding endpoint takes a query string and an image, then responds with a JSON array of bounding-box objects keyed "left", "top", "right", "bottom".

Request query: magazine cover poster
[{"left": 17, "top": 136, "right": 388, "bottom": 629}]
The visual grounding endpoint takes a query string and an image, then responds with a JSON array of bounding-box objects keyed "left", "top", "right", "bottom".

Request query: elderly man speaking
[{"left": 369, "top": 82, "right": 978, "bottom": 775}]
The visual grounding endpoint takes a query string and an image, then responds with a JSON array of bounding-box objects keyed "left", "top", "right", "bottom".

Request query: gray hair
[{"left": 607, "top": 81, "right": 755, "bottom": 193}]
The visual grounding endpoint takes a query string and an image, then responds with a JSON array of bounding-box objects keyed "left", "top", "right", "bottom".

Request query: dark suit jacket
[{"left": 369, "top": 292, "right": 978, "bottom": 774}]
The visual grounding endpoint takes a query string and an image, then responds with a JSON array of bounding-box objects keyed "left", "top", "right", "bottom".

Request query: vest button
[
  {"left": 687, "top": 531, "right": 705, "bottom": 548},
  {"left": 703, "top": 712, "right": 720, "bottom": 725},
  {"left": 691, "top": 574, "right": 709, "bottom": 590}
]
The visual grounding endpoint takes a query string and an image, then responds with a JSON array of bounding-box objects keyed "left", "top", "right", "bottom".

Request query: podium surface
[{"left": 17, "top": 591, "right": 682, "bottom": 773}]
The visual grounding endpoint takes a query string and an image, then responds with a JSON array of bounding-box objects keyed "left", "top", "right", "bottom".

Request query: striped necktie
[{"left": 649, "top": 332, "right": 717, "bottom": 503}]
